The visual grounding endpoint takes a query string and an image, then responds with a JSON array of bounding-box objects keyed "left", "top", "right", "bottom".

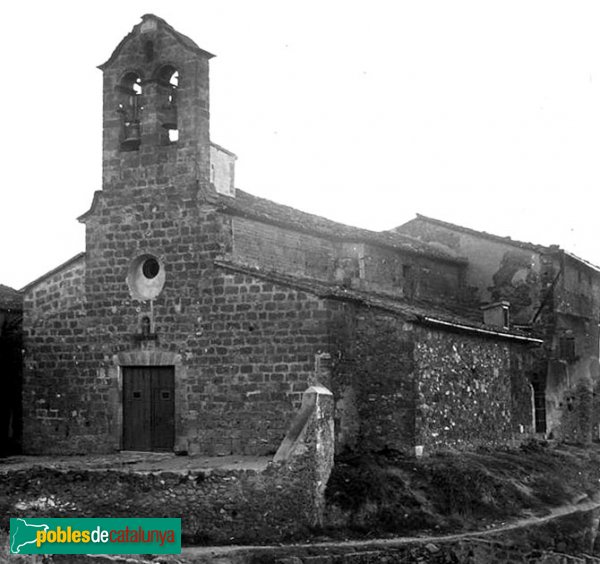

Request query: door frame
[
  {"left": 122, "top": 365, "right": 175, "bottom": 452},
  {"left": 109, "top": 349, "right": 187, "bottom": 453}
]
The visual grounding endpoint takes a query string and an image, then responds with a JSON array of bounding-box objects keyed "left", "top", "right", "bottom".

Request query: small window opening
[
  {"left": 402, "top": 264, "right": 415, "bottom": 298},
  {"left": 133, "top": 391, "right": 142, "bottom": 399},
  {"left": 142, "top": 258, "right": 160, "bottom": 279},
  {"left": 531, "top": 379, "right": 547, "bottom": 433},
  {"left": 141, "top": 316, "right": 151, "bottom": 336},
  {"left": 157, "top": 66, "right": 179, "bottom": 144},
  {"left": 502, "top": 307, "right": 510, "bottom": 328},
  {"left": 558, "top": 335, "right": 576, "bottom": 361}
]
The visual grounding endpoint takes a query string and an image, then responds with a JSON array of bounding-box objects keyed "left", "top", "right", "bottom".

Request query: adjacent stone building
[
  {"left": 396, "top": 214, "right": 600, "bottom": 443},
  {"left": 21, "top": 15, "right": 545, "bottom": 457}
]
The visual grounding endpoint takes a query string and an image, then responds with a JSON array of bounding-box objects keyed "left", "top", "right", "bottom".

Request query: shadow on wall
[{"left": 0, "top": 310, "right": 22, "bottom": 456}]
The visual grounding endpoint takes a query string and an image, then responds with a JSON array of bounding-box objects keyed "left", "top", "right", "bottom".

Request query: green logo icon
[{"left": 9, "top": 518, "right": 181, "bottom": 554}]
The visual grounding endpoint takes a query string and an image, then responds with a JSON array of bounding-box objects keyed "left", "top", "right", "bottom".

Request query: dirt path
[
  {"left": 171, "top": 497, "right": 600, "bottom": 558},
  {"left": 2, "top": 498, "right": 598, "bottom": 563}
]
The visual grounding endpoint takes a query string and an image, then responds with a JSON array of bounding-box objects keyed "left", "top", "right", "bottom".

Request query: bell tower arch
[{"left": 98, "top": 13, "right": 214, "bottom": 193}]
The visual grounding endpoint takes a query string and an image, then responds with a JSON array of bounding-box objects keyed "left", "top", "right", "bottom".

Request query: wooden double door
[{"left": 122, "top": 366, "right": 175, "bottom": 452}]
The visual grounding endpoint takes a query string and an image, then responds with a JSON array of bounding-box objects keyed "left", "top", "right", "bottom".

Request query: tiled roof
[
  {"left": 398, "top": 214, "right": 600, "bottom": 274},
  {"left": 215, "top": 258, "right": 542, "bottom": 344},
  {"left": 98, "top": 14, "right": 215, "bottom": 71},
  {"left": 218, "top": 191, "right": 467, "bottom": 264},
  {"left": 562, "top": 250, "right": 600, "bottom": 274},
  {"left": 395, "top": 214, "right": 546, "bottom": 252},
  {"left": 0, "top": 284, "right": 22, "bottom": 310}
]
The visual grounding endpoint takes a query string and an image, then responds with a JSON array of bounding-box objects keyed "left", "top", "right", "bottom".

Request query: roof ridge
[
  {"left": 98, "top": 14, "right": 214, "bottom": 71},
  {"left": 402, "top": 213, "right": 547, "bottom": 252},
  {"left": 222, "top": 190, "right": 468, "bottom": 264},
  {"left": 215, "top": 258, "right": 541, "bottom": 343}
]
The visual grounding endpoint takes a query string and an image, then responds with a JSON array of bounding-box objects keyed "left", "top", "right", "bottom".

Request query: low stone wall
[
  {"left": 1, "top": 387, "right": 335, "bottom": 546},
  {"left": 1, "top": 463, "right": 313, "bottom": 544}
]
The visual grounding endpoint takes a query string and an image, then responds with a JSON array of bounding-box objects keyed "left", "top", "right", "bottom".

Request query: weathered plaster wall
[
  {"left": 398, "top": 220, "right": 542, "bottom": 323},
  {"left": 210, "top": 144, "right": 235, "bottom": 197},
  {"left": 399, "top": 219, "right": 600, "bottom": 446},
  {"left": 544, "top": 253, "right": 600, "bottom": 443}
]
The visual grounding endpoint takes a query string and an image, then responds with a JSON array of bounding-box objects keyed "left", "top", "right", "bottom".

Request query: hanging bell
[
  {"left": 159, "top": 105, "right": 178, "bottom": 130},
  {"left": 122, "top": 121, "right": 141, "bottom": 149}
]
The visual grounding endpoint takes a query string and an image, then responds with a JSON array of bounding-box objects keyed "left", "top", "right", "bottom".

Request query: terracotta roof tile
[
  {"left": 395, "top": 214, "right": 546, "bottom": 252},
  {"left": 215, "top": 258, "right": 541, "bottom": 343},
  {"left": 219, "top": 190, "right": 467, "bottom": 264}
]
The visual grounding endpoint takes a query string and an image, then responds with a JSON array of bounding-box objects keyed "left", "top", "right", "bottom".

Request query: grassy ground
[{"left": 323, "top": 440, "right": 600, "bottom": 540}]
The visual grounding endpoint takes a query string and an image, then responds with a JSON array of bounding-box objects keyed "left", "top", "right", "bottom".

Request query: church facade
[{"left": 21, "top": 15, "right": 545, "bottom": 457}]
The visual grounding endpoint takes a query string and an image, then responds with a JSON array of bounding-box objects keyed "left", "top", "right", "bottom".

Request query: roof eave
[
  {"left": 98, "top": 15, "right": 215, "bottom": 71},
  {"left": 218, "top": 201, "right": 468, "bottom": 266},
  {"left": 418, "top": 315, "right": 544, "bottom": 344},
  {"left": 78, "top": 191, "right": 103, "bottom": 223},
  {"left": 21, "top": 253, "right": 86, "bottom": 293}
]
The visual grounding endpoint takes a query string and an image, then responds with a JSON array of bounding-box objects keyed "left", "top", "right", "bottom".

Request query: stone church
[{"left": 21, "top": 15, "right": 546, "bottom": 457}]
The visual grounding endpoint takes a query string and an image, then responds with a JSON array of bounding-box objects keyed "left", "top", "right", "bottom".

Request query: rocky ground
[
  {"left": 3, "top": 440, "right": 600, "bottom": 562},
  {"left": 0, "top": 452, "right": 270, "bottom": 475},
  {"left": 323, "top": 439, "right": 600, "bottom": 538}
]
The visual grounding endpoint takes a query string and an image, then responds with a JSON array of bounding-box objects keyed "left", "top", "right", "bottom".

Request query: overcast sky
[{"left": 2, "top": 1, "right": 600, "bottom": 289}]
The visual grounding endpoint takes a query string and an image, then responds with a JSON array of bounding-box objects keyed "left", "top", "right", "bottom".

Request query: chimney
[{"left": 481, "top": 301, "right": 510, "bottom": 329}]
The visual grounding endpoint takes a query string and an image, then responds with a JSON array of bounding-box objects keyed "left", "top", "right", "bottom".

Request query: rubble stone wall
[{"left": 331, "top": 307, "right": 534, "bottom": 455}]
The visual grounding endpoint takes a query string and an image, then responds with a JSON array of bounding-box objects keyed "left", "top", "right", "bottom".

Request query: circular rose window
[{"left": 127, "top": 254, "right": 166, "bottom": 300}]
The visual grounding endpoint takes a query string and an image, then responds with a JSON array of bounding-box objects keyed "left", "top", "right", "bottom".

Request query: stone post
[{"left": 274, "top": 385, "right": 335, "bottom": 527}]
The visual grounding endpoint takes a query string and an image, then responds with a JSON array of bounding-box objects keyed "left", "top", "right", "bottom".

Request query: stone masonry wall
[
  {"left": 232, "top": 218, "right": 467, "bottom": 307},
  {"left": 49, "top": 14, "right": 340, "bottom": 456},
  {"left": 22, "top": 256, "right": 88, "bottom": 453},
  {"left": 232, "top": 216, "right": 337, "bottom": 281},
  {"left": 181, "top": 266, "right": 334, "bottom": 455},
  {"left": 3, "top": 386, "right": 336, "bottom": 546},
  {"left": 330, "top": 306, "right": 417, "bottom": 454},
  {"left": 25, "top": 207, "right": 334, "bottom": 455},
  {"left": 414, "top": 327, "right": 534, "bottom": 452},
  {"left": 361, "top": 244, "right": 464, "bottom": 304},
  {"left": 331, "top": 306, "right": 534, "bottom": 455}
]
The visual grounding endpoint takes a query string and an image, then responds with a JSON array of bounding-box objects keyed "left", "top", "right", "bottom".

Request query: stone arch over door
[{"left": 110, "top": 350, "right": 188, "bottom": 452}]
